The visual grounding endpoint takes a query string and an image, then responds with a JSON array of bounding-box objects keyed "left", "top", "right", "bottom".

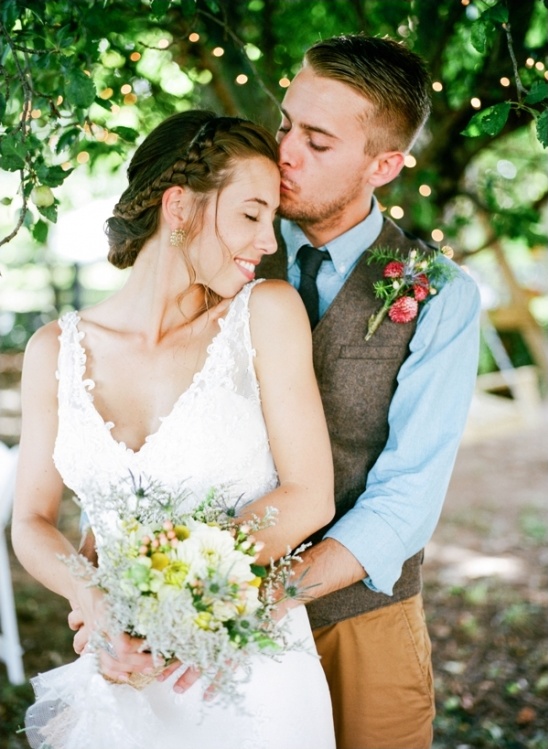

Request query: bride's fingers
[
  {"left": 156, "top": 659, "right": 181, "bottom": 681},
  {"left": 97, "top": 633, "right": 161, "bottom": 675},
  {"left": 171, "top": 666, "right": 201, "bottom": 694},
  {"left": 203, "top": 662, "right": 234, "bottom": 702},
  {"left": 73, "top": 625, "right": 90, "bottom": 655},
  {"left": 67, "top": 606, "right": 84, "bottom": 632}
]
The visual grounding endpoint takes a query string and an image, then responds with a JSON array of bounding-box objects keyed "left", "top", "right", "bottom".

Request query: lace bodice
[{"left": 53, "top": 281, "right": 278, "bottom": 535}]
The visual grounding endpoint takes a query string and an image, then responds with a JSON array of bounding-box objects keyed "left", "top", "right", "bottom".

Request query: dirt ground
[
  {"left": 424, "top": 395, "right": 548, "bottom": 749},
  {"left": 1, "top": 390, "right": 547, "bottom": 749}
]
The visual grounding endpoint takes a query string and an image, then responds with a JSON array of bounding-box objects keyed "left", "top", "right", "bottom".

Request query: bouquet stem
[{"left": 365, "top": 301, "right": 391, "bottom": 341}]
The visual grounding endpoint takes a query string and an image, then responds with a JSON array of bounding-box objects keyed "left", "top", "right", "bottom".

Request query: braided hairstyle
[{"left": 105, "top": 110, "right": 279, "bottom": 269}]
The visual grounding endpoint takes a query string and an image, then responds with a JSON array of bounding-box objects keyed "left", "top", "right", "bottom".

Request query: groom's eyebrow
[{"left": 280, "top": 107, "right": 339, "bottom": 140}]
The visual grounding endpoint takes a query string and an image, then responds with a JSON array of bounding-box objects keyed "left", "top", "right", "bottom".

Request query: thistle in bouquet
[
  {"left": 365, "top": 245, "right": 456, "bottom": 341},
  {"left": 64, "top": 475, "right": 311, "bottom": 701}
]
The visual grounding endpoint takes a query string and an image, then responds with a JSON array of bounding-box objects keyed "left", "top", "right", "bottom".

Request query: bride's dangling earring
[{"left": 169, "top": 227, "right": 186, "bottom": 247}]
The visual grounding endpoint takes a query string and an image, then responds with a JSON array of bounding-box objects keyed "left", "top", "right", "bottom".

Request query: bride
[{"left": 12, "top": 111, "right": 336, "bottom": 749}]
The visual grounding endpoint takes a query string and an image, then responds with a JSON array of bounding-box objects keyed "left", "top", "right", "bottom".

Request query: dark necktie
[{"left": 297, "top": 244, "right": 329, "bottom": 329}]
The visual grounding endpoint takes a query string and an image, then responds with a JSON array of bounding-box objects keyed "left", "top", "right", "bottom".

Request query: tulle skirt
[{"left": 25, "top": 605, "right": 335, "bottom": 749}]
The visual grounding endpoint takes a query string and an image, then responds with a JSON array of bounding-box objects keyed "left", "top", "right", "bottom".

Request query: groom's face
[{"left": 276, "top": 65, "right": 379, "bottom": 236}]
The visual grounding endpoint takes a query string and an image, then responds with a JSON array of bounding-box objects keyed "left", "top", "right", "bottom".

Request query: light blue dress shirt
[{"left": 282, "top": 200, "right": 481, "bottom": 595}]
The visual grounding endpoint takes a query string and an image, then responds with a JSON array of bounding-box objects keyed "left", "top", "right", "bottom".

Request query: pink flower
[
  {"left": 413, "top": 274, "right": 429, "bottom": 301},
  {"left": 383, "top": 261, "right": 405, "bottom": 278},
  {"left": 388, "top": 296, "right": 419, "bottom": 323}
]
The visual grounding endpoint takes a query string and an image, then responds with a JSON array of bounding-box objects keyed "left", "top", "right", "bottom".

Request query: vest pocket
[{"left": 339, "top": 345, "right": 401, "bottom": 360}]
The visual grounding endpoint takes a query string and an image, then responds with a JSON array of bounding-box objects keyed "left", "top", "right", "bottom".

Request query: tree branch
[{"left": 503, "top": 22, "right": 528, "bottom": 101}]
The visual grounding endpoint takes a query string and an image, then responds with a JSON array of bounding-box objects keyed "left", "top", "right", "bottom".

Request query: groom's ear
[
  {"left": 368, "top": 151, "right": 405, "bottom": 188},
  {"left": 162, "top": 185, "right": 188, "bottom": 227}
]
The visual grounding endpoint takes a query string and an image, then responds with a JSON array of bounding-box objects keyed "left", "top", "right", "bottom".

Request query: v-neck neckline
[{"left": 70, "top": 302, "right": 234, "bottom": 455}]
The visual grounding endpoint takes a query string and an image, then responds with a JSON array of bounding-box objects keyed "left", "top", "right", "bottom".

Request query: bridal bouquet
[{"left": 65, "top": 474, "right": 308, "bottom": 701}]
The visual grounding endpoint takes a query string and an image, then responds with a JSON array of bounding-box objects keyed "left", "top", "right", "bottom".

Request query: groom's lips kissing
[
  {"left": 280, "top": 177, "right": 295, "bottom": 195},
  {"left": 235, "top": 257, "right": 258, "bottom": 281}
]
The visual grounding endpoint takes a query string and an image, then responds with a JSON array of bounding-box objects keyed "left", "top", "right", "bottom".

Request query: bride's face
[{"left": 189, "top": 156, "right": 280, "bottom": 298}]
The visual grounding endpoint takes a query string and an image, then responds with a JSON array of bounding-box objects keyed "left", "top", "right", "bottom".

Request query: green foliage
[
  {"left": 462, "top": 102, "right": 512, "bottom": 137},
  {"left": 461, "top": 0, "right": 548, "bottom": 146},
  {"left": 0, "top": 0, "right": 547, "bottom": 256}
]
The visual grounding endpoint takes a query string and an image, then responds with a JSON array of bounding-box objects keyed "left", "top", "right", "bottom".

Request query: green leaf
[
  {"left": 150, "top": 0, "right": 171, "bottom": 18},
  {"left": 483, "top": 3, "right": 509, "bottom": 24},
  {"left": 0, "top": 0, "right": 18, "bottom": 29},
  {"left": 0, "top": 132, "right": 27, "bottom": 160},
  {"left": 461, "top": 102, "right": 511, "bottom": 138},
  {"left": 110, "top": 126, "right": 140, "bottom": 142},
  {"left": 470, "top": 20, "right": 490, "bottom": 53},
  {"left": 536, "top": 108, "right": 548, "bottom": 148},
  {"left": 34, "top": 52, "right": 56, "bottom": 71},
  {"left": 64, "top": 70, "right": 97, "bottom": 109},
  {"left": 23, "top": 180, "right": 35, "bottom": 198},
  {"left": 35, "top": 163, "right": 72, "bottom": 187},
  {"left": 56, "top": 127, "right": 81, "bottom": 153},
  {"left": 204, "top": 0, "right": 220, "bottom": 11},
  {"left": 93, "top": 95, "right": 113, "bottom": 111},
  {"left": 0, "top": 153, "right": 25, "bottom": 171},
  {"left": 36, "top": 203, "right": 58, "bottom": 223},
  {"left": 525, "top": 82, "right": 548, "bottom": 105},
  {"left": 250, "top": 564, "right": 267, "bottom": 578},
  {"left": 32, "top": 219, "right": 49, "bottom": 244},
  {"left": 0, "top": 93, "right": 6, "bottom": 123}
]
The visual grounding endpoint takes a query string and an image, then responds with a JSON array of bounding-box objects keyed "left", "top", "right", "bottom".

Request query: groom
[{"left": 256, "top": 34, "right": 480, "bottom": 749}]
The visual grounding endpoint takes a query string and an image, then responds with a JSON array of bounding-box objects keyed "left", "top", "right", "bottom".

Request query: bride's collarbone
[{"left": 79, "top": 316, "right": 226, "bottom": 450}]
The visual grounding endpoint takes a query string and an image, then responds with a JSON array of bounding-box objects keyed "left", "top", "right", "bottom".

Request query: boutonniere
[{"left": 365, "top": 246, "right": 456, "bottom": 341}]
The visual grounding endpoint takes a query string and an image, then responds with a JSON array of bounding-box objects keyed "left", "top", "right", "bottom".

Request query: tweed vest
[{"left": 259, "top": 217, "right": 434, "bottom": 628}]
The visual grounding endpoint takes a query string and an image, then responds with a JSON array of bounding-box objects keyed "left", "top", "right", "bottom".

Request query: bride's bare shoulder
[
  {"left": 25, "top": 319, "right": 61, "bottom": 349},
  {"left": 249, "top": 279, "right": 306, "bottom": 321},
  {"left": 248, "top": 279, "right": 310, "bottom": 348},
  {"left": 18, "top": 320, "right": 65, "bottom": 394}
]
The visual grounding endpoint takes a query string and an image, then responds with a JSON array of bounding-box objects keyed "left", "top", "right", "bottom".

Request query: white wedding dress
[{"left": 25, "top": 281, "right": 335, "bottom": 749}]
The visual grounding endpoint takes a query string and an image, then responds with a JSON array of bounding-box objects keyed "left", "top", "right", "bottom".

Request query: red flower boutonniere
[{"left": 365, "top": 246, "right": 456, "bottom": 341}]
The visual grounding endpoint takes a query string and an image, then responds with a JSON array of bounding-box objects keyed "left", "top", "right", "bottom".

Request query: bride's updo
[{"left": 105, "top": 111, "right": 279, "bottom": 269}]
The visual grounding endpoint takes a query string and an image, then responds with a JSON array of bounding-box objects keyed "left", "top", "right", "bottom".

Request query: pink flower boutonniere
[{"left": 365, "top": 245, "right": 456, "bottom": 341}]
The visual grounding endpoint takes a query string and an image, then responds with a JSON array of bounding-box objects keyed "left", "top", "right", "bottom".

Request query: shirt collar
[{"left": 281, "top": 197, "right": 384, "bottom": 277}]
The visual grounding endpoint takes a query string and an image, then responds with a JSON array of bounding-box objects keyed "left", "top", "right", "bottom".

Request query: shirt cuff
[{"left": 324, "top": 507, "right": 407, "bottom": 596}]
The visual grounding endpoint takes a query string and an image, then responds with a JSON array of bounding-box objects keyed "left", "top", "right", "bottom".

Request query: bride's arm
[
  {"left": 242, "top": 279, "right": 335, "bottom": 564},
  {"left": 11, "top": 324, "right": 155, "bottom": 680}
]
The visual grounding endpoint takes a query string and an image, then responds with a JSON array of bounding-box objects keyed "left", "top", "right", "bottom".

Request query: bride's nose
[{"left": 258, "top": 222, "right": 278, "bottom": 256}]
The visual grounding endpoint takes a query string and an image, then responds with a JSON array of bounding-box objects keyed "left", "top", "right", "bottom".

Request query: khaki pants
[{"left": 313, "top": 593, "right": 435, "bottom": 749}]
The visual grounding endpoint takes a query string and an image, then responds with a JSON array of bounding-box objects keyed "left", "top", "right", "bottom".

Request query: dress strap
[{"left": 56, "top": 311, "right": 95, "bottom": 402}]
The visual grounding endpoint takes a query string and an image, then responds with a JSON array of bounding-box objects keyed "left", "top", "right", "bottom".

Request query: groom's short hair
[{"left": 304, "top": 34, "right": 431, "bottom": 155}]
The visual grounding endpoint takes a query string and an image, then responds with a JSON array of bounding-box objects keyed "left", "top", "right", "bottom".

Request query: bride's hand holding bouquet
[{"left": 64, "top": 475, "right": 309, "bottom": 701}]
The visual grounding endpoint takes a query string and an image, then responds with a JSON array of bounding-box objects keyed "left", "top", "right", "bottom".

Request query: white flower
[
  {"left": 212, "top": 600, "right": 239, "bottom": 621},
  {"left": 177, "top": 522, "right": 241, "bottom": 578}
]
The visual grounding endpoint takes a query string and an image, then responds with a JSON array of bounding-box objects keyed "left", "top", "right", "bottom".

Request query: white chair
[{"left": 0, "top": 441, "right": 25, "bottom": 684}]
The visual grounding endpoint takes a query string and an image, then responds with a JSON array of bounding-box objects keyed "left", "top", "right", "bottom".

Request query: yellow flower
[
  {"left": 195, "top": 611, "right": 213, "bottom": 630},
  {"left": 163, "top": 561, "right": 189, "bottom": 586},
  {"left": 150, "top": 552, "right": 170, "bottom": 571},
  {"left": 174, "top": 524, "right": 190, "bottom": 540}
]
